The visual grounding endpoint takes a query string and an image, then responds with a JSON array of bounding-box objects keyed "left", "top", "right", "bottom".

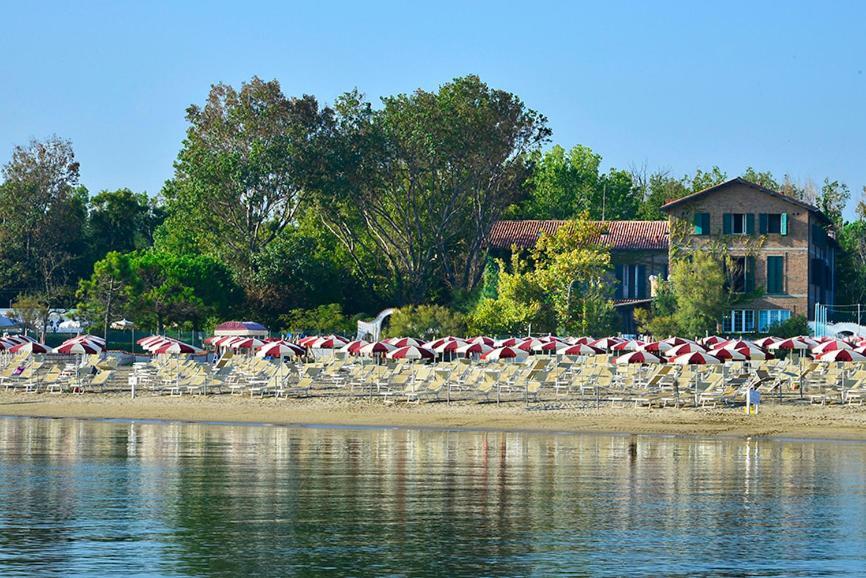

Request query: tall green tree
[
  {"left": 310, "top": 75, "right": 550, "bottom": 303},
  {"left": 76, "top": 251, "right": 136, "bottom": 339},
  {"left": 87, "top": 188, "right": 164, "bottom": 258}
]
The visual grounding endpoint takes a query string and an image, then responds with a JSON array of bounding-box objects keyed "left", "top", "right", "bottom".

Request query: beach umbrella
[
  {"left": 433, "top": 338, "right": 467, "bottom": 354},
  {"left": 229, "top": 337, "right": 265, "bottom": 351},
  {"left": 359, "top": 341, "right": 396, "bottom": 356},
  {"left": 566, "top": 336, "right": 595, "bottom": 345},
  {"left": 471, "top": 336, "right": 495, "bottom": 346},
  {"left": 456, "top": 342, "right": 493, "bottom": 357},
  {"left": 753, "top": 336, "right": 780, "bottom": 349},
  {"left": 664, "top": 342, "right": 706, "bottom": 358},
  {"left": 296, "top": 335, "right": 320, "bottom": 348},
  {"left": 517, "top": 338, "right": 544, "bottom": 352},
  {"left": 590, "top": 337, "right": 623, "bottom": 351},
  {"left": 812, "top": 339, "right": 852, "bottom": 355},
  {"left": 661, "top": 337, "right": 698, "bottom": 347},
  {"left": 671, "top": 351, "right": 721, "bottom": 365},
  {"left": 339, "top": 340, "right": 369, "bottom": 355},
  {"left": 700, "top": 335, "right": 727, "bottom": 347},
  {"left": 388, "top": 337, "right": 425, "bottom": 348},
  {"left": 11, "top": 342, "right": 50, "bottom": 354},
  {"left": 712, "top": 348, "right": 749, "bottom": 361},
  {"left": 494, "top": 337, "right": 520, "bottom": 347},
  {"left": 257, "top": 341, "right": 304, "bottom": 359},
  {"left": 769, "top": 337, "right": 813, "bottom": 351},
  {"left": 310, "top": 335, "right": 349, "bottom": 349},
  {"left": 0, "top": 339, "right": 17, "bottom": 351},
  {"left": 641, "top": 341, "right": 673, "bottom": 354},
  {"left": 387, "top": 345, "right": 435, "bottom": 360},
  {"left": 53, "top": 341, "right": 100, "bottom": 355},
  {"left": 143, "top": 337, "right": 178, "bottom": 352},
  {"left": 481, "top": 346, "right": 528, "bottom": 361},
  {"left": 562, "top": 343, "right": 604, "bottom": 356},
  {"left": 612, "top": 339, "right": 645, "bottom": 352},
  {"left": 818, "top": 349, "right": 866, "bottom": 363},
  {"left": 153, "top": 341, "right": 203, "bottom": 355},
  {"left": 615, "top": 350, "right": 662, "bottom": 364},
  {"left": 726, "top": 342, "right": 772, "bottom": 360},
  {"left": 60, "top": 336, "right": 105, "bottom": 351},
  {"left": 532, "top": 340, "right": 566, "bottom": 354}
]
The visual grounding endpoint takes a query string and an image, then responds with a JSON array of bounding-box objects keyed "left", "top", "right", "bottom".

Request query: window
[
  {"left": 728, "top": 256, "right": 755, "bottom": 293},
  {"left": 766, "top": 256, "right": 784, "bottom": 294},
  {"left": 614, "top": 264, "right": 647, "bottom": 299},
  {"left": 758, "top": 309, "right": 791, "bottom": 333},
  {"left": 759, "top": 213, "right": 788, "bottom": 235},
  {"left": 723, "top": 213, "right": 755, "bottom": 235},
  {"left": 723, "top": 310, "right": 756, "bottom": 333},
  {"left": 693, "top": 212, "right": 710, "bottom": 235}
]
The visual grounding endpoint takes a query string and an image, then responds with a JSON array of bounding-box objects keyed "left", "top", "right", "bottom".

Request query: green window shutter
[
  {"left": 745, "top": 256, "right": 756, "bottom": 292},
  {"left": 702, "top": 213, "right": 711, "bottom": 235},
  {"left": 693, "top": 213, "right": 703, "bottom": 235},
  {"left": 780, "top": 212, "right": 788, "bottom": 236},
  {"left": 723, "top": 213, "right": 732, "bottom": 235},
  {"left": 759, "top": 213, "right": 768, "bottom": 234},
  {"left": 637, "top": 264, "right": 647, "bottom": 298},
  {"left": 767, "top": 256, "right": 783, "bottom": 294},
  {"left": 746, "top": 213, "right": 755, "bottom": 235}
]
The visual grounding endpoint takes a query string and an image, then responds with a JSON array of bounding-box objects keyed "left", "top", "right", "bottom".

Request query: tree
[
  {"left": 0, "top": 137, "right": 87, "bottom": 298},
  {"left": 279, "top": 303, "right": 356, "bottom": 336},
  {"left": 741, "top": 167, "right": 780, "bottom": 190},
  {"left": 384, "top": 305, "right": 467, "bottom": 339},
  {"left": 87, "top": 188, "right": 164, "bottom": 258},
  {"left": 836, "top": 220, "right": 866, "bottom": 306},
  {"left": 666, "top": 250, "right": 731, "bottom": 337},
  {"left": 76, "top": 251, "right": 136, "bottom": 339},
  {"left": 817, "top": 178, "right": 850, "bottom": 226},
  {"left": 11, "top": 293, "right": 53, "bottom": 342},
  {"left": 161, "top": 77, "right": 326, "bottom": 276},
  {"left": 634, "top": 169, "right": 688, "bottom": 221},
  {"left": 311, "top": 75, "right": 550, "bottom": 303}
]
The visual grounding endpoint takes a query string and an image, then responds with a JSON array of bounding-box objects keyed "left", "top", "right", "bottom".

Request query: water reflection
[{"left": 0, "top": 417, "right": 865, "bottom": 576}]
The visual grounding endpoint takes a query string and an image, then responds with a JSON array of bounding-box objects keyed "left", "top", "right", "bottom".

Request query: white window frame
[
  {"left": 758, "top": 309, "right": 791, "bottom": 333},
  {"left": 723, "top": 309, "right": 756, "bottom": 333}
]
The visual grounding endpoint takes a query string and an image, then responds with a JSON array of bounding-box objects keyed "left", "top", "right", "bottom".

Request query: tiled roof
[{"left": 487, "top": 220, "right": 669, "bottom": 251}]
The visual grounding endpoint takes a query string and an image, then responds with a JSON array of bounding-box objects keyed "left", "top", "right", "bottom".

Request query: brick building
[
  {"left": 487, "top": 178, "right": 836, "bottom": 334},
  {"left": 661, "top": 177, "right": 835, "bottom": 333}
]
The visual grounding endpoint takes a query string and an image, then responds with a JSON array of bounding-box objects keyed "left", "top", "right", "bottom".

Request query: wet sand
[{"left": 1, "top": 391, "right": 866, "bottom": 440}]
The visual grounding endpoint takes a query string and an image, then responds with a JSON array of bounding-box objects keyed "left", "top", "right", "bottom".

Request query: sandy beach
[{"left": 2, "top": 391, "right": 866, "bottom": 440}]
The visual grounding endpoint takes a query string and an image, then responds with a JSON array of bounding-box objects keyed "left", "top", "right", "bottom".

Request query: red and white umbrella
[
  {"left": 339, "top": 340, "right": 369, "bottom": 355},
  {"left": 257, "top": 341, "right": 304, "bottom": 358},
  {"left": 296, "top": 335, "right": 320, "bottom": 348},
  {"left": 664, "top": 342, "right": 706, "bottom": 358},
  {"left": 310, "top": 335, "right": 349, "bottom": 349},
  {"left": 359, "top": 341, "right": 396, "bottom": 356},
  {"left": 712, "top": 348, "right": 749, "bottom": 361},
  {"left": 230, "top": 337, "right": 265, "bottom": 350},
  {"left": 0, "top": 339, "right": 17, "bottom": 351},
  {"left": 612, "top": 339, "right": 645, "bottom": 352},
  {"left": 471, "top": 336, "right": 495, "bottom": 346},
  {"left": 12, "top": 342, "right": 50, "bottom": 354},
  {"left": 590, "top": 337, "right": 623, "bottom": 351},
  {"left": 671, "top": 351, "right": 721, "bottom": 365},
  {"left": 641, "top": 341, "right": 673, "bottom": 354},
  {"left": 811, "top": 340, "right": 852, "bottom": 355},
  {"left": 54, "top": 341, "right": 100, "bottom": 355},
  {"left": 388, "top": 337, "right": 425, "bottom": 348},
  {"left": 494, "top": 337, "right": 520, "bottom": 347},
  {"left": 532, "top": 340, "right": 566, "bottom": 353},
  {"left": 700, "top": 335, "right": 727, "bottom": 347},
  {"left": 661, "top": 337, "right": 698, "bottom": 347},
  {"left": 818, "top": 349, "right": 866, "bottom": 363},
  {"left": 154, "top": 341, "right": 203, "bottom": 355},
  {"left": 562, "top": 343, "right": 603, "bottom": 356},
  {"left": 68, "top": 334, "right": 106, "bottom": 347},
  {"left": 456, "top": 342, "right": 493, "bottom": 356},
  {"left": 726, "top": 342, "right": 771, "bottom": 360},
  {"left": 481, "top": 346, "right": 528, "bottom": 361},
  {"left": 753, "top": 336, "right": 780, "bottom": 349},
  {"left": 517, "top": 338, "right": 544, "bottom": 352},
  {"left": 387, "top": 345, "right": 435, "bottom": 360},
  {"left": 769, "top": 337, "right": 813, "bottom": 351},
  {"left": 433, "top": 338, "right": 468, "bottom": 354},
  {"left": 138, "top": 335, "right": 169, "bottom": 350},
  {"left": 566, "top": 336, "right": 595, "bottom": 345},
  {"left": 615, "top": 350, "right": 663, "bottom": 364}
]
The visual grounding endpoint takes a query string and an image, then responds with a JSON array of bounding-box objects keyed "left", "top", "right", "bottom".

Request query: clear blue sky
[{"left": 2, "top": 0, "right": 865, "bottom": 218}]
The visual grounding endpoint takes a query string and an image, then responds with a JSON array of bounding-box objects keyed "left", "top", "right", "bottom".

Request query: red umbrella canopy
[
  {"left": 154, "top": 341, "right": 202, "bottom": 355},
  {"left": 137, "top": 335, "right": 164, "bottom": 347},
  {"left": 471, "top": 336, "right": 495, "bottom": 346},
  {"left": 713, "top": 348, "right": 748, "bottom": 361},
  {"left": 517, "top": 338, "right": 544, "bottom": 352},
  {"left": 494, "top": 337, "right": 520, "bottom": 347},
  {"left": 11, "top": 342, "right": 50, "bottom": 354},
  {"left": 54, "top": 341, "right": 100, "bottom": 355},
  {"left": 664, "top": 342, "right": 706, "bottom": 358},
  {"left": 296, "top": 335, "right": 320, "bottom": 347},
  {"left": 533, "top": 340, "right": 566, "bottom": 353},
  {"left": 434, "top": 338, "right": 468, "bottom": 353},
  {"left": 612, "top": 339, "right": 645, "bottom": 352},
  {"left": 671, "top": 351, "right": 721, "bottom": 365},
  {"left": 818, "top": 349, "right": 866, "bottom": 363},
  {"left": 661, "top": 337, "right": 698, "bottom": 347},
  {"left": 567, "top": 336, "right": 595, "bottom": 345},
  {"left": 590, "top": 337, "right": 624, "bottom": 351},
  {"left": 456, "top": 342, "right": 493, "bottom": 356},
  {"left": 717, "top": 339, "right": 752, "bottom": 351},
  {"left": 61, "top": 336, "right": 104, "bottom": 351},
  {"left": 310, "top": 335, "right": 349, "bottom": 349},
  {"left": 769, "top": 337, "right": 813, "bottom": 351},
  {"left": 481, "top": 346, "right": 528, "bottom": 361},
  {"left": 752, "top": 336, "right": 780, "bottom": 349},
  {"left": 615, "top": 350, "right": 662, "bottom": 364},
  {"left": 340, "top": 340, "right": 369, "bottom": 355},
  {"left": 257, "top": 341, "right": 304, "bottom": 358},
  {"left": 700, "top": 335, "right": 727, "bottom": 347},
  {"left": 142, "top": 337, "right": 177, "bottom": 352},
  {"left": 230, "top": 337, "right": 265, "bottom": 350},
  {"left": 641, "top": 341, "right": 673, "bottom": 353},
  {"left": 389, "top": 337, "right": 425, "bottom": 348},
  {"left": 812, "top": 340, "right": 852, "bottom": 355},
  {"left": 562, "top": 343, "right": 604, "bottom": 356},
  {"left": 387, "top": 345, "right": 435, "bottom": 360},
  {"left": 359, "top": 341, "right": 396, "bottom": 356},
  {"left": 0, "top": 339, "right": 16, "bottom": 351}
]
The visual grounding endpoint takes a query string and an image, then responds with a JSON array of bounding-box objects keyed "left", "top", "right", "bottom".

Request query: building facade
[{"left": 487, "top": 178, "right": 836, "bottom": 335}]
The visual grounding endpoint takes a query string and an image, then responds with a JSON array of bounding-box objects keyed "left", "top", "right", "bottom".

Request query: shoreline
[{"left": 3, "top": 392, "right": 866, "bottom": 441}]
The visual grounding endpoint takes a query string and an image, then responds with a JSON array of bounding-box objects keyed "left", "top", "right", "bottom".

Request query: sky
[{"left": 2, "top": 0, "right": 865, "bottom": 219}]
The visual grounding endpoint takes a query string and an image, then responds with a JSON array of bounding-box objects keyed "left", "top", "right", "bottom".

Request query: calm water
[{"left": 0, "top": 418, "right": 865, "bottom": 576}]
